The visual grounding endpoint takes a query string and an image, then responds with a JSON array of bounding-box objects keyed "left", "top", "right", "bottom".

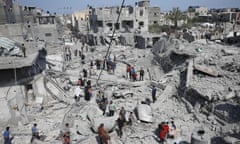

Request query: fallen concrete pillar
[
  {"left": 193, "top": 64, "right": 218, "bottom": 77},
  {"left": 186, "top": 59, "right": 193, "bottom": 88}
]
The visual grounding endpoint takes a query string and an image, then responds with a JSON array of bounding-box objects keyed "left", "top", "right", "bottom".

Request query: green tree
[{"left": 166, "top": 7, "right": 186, "bottom": 29}]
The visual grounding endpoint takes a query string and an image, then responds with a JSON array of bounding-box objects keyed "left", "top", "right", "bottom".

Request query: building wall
[
  {"left": 12, "top": 3, "right": 23, "bottom": 23},
  {"left": 195, "top": 7, "right": 208, "bottom": 16},
  {"left": 134, "top": 6, "right": 149, "bottom": 33},
  {"left": 0, "top": 0, "right": 15, "bottom": 24},
  {"left": 36, "top": 24, "right": 59, "bottom": 42},
  {"left": 89, "top": 0, "right": 153, "bottom": 34},
  {"left": 0, "top": 23, "right": 24, "bottom": 42},
  {"left": 148, "top": 7, "right": 160, "bottom": 25},
  {"left": 72, "top": 10, "right": 90, "bottom": 33}
]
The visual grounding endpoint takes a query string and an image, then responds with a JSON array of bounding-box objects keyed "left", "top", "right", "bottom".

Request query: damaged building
[{"left": 0, "top": 0, "right": 240, "bottom": 144}]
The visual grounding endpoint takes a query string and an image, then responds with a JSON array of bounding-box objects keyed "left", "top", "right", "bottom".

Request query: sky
[{"left": 17, "top": 0, "right": 240, "bottom": 14}]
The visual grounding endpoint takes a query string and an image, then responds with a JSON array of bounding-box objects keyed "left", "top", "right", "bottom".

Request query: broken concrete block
[
  {"left": 221, "top": 49, "right": 239, "bottom": 56},
  {"left": 136, "top": 104, "right": 153, "bottom": 123},
  {"left": 186, "top": 59, "right": 193, "bottom": 88},
  {"left": 194, "top": 64, "right": 219, "bottom": 77},
  {"left": 91, "top": 115, "right": 118, "bottom": 133},
  {"left": 223, "top": 91, "right": 236, "bottom": 100}
]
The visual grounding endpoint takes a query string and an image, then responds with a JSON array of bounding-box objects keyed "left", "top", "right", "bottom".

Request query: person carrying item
[{"left": 98, "top": 123, "right": 110, "bottom": 144}]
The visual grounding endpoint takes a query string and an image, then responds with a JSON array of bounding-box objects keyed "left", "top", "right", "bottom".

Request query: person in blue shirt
[
  {"left": 3, "top": 126, "right": 13, "bottom": 144},
  {"left": 31, "top": 123, "right": 40, "bottom": 143},
  {"left": 152, "top": 86, "right": 157, "bottom": 103}
]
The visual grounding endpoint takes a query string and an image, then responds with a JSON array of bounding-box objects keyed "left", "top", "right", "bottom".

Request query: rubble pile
[{"left": 0, "top": 34, "right": 240, "bottom": 144}]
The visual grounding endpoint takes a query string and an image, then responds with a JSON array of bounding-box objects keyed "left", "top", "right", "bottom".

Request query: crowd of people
[
  {"left": 2, "top": 41, "right": 179, "bottom": 144},
  {"left": 158, "top": 121, "right": 177, "bottom": 143}
]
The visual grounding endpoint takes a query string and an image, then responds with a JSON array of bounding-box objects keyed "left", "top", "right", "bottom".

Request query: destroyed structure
[{"left": 0, "top": 0, "right": 240, "bottom": 144}]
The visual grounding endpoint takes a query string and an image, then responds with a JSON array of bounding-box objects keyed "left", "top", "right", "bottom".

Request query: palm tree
[{"left": 166, "top": 7, "right": 186, "bottom": 29}]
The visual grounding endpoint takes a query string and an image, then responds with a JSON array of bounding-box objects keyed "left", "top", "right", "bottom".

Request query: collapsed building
[
  {"left": 152, "top": 37, "right": 240, "bottom": 143},
  {"left": 0, "top": 0, "right": 240, "bottom": 144},
  {"left": 72, "top": 0, "right": 161, "bottom": 48}
]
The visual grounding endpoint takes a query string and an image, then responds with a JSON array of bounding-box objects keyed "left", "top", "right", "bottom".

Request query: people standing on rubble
[
  {"left": 119, "top": 107, "right": 126, "bottom": 122},
  {"left": 62, "top": 132, "right": 70, "bottom": 144},
  {"left": 21, "top": 43, "right": 26, "bottom": 57},
  {"left": 116, "top": 114, "right": 125, "bottom": 138},
  {"left": 83, "top": 69, "right": 88, "bottom": 78},
  {"left": 3, "top": 126, "right": 13, "bottom": 144},
  {"left": 84, "top": 84, "right": 92, "bottom": 101},
  {"left": 81, "top": 54, "right": 85, "bottom": 64},
  {"left": 99, "top": 95, "right": 108, "bottom": 116},
  {"left": 168, "top": 121, "right": 176, "bottom": 138},
  {"left": 74, "top": 86, "right": 82, "bottom": 102},
  {"left": 90, "top": 60, "right": 94, "bottom": 69},
  {"left": 106, "top": 59, "right": 110, "bottom": 72},
  {"left": 96, "top": 59, "right": 101, "bottom": 70},
  {"left": 81, "top": 42, "right": 84, "bottom": 52},
  {"left": 77, "top": 78, "right": 82, "bottom": 86},
  {"left": 126, "top": 64, "right": 131, "bottom": 79},
  {"left": 96, "top": 90, "right": 103, "bottom": 104},
  {"left": 31, "top": 123, "right": 40, "bottom": 143},
  {"left": 152, "top": 86, "right": 157, "bottom": 103},
  {"left": 98, "top": 123, "right": 110, "bottom": 144},
  {"left": 78, "top": 48, "right": 82, "bottom": 57},
  {"left": 133, "top": 72, "right": 137, "bottom": 81},
  {"left": 66, "top": 47, "right": 71, "bottom": 61},
  {"left": 61, "top": 123, "right": 70, "bottom": 144},
  {"left": 128, "top": 112, "right": 135, "bottom": 126},
  {"left": 131, "top": 66, "right": 136, "bottom": 81},
  {"left": 160, "top": 122, "right": 169, "bottom": 142},
  {"left": 108, "top": 100, "right": 116, "bottom": 116},
  {"left": 114, "top": 55, "right": 116, "bottom": 62},
  {"left": 159, "top": 122, "right": 169, "bottom": 142},
  {"left": 81, "top": 78, "right": 86, "bottom": 87},
  {"left": 139, "top": 67, "right": 144, "bottom": 81},
  {"left": 112, "top": 62, "right": 116, "bottom": 74}
]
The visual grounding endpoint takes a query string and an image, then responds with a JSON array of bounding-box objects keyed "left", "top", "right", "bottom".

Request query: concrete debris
[
  {"left": 136, "top": 104, "right": 153, "bottom": 123},
  {"left": 0, "top": 37, "right": 22, "bottom": 56},
  {"left": 1, "top": 9, "right": 240, "bottom": 144},
  {"left": 193, "top": 64, "right": 219, "bottom": 77}
]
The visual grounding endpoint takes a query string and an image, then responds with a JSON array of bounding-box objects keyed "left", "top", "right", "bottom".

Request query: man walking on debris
[
  {"left": 21, "top": 43, "right": 26, "bottom": 57},
  {"left": 119, "top": 107, "right": 126, "bottom": 122},
  {"left": 128, "top": 112, "right": 135, "bottom": 126},
  {"left": 31, "top": 123, "right": 40, "bottom": 143},
  {"left": 116, "top": 114, "right": 125, "bottom": 138},
  {"left": 3, "top": 126, "right": 13, "bottom": 144},
  {"left": 99, "top": 95, "right": 108, "bottom": 115},
  {"left": 126, "top": 64, "right": 131, "bottom": 79},
  {"left": 74, "top": 86, "right": 82, "bottom": 102},
  {"left": 98, "top": 123, "right": 110, "bottom": 144},
  {"left": 152, "top": 86, "right": 157, "bottom": 103},
  {"left": 139, "top": 67, "right": 144, "bottom": 81},
  {"left": 108, "top": 100, "right": 116, "bottom": 116},
  {"left": 61, "top": 123, "right": 70, "bottom": 144}
]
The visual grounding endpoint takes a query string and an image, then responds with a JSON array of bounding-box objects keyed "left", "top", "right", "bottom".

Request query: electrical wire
[{"left": 96, "top": 0, "right": 126, "bottom": 87}]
